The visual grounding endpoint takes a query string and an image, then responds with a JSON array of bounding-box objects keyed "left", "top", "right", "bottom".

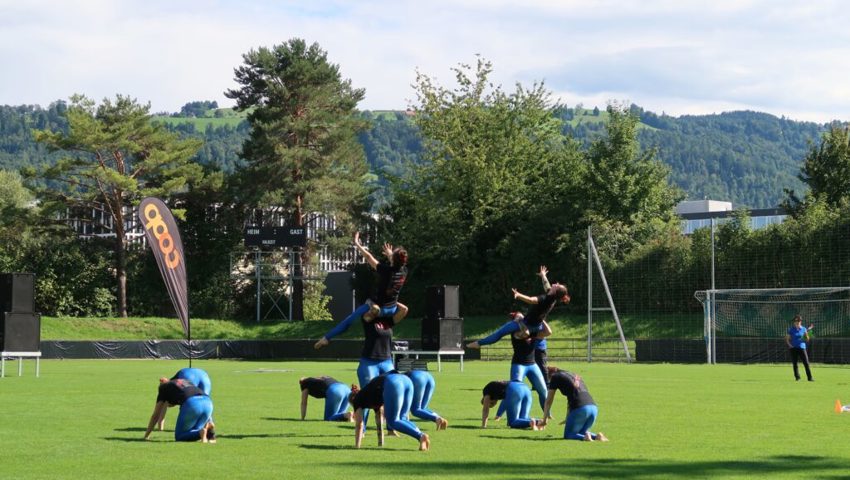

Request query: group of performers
[{"left": 142, "top": 233, "right": 608, "bottom": 447}]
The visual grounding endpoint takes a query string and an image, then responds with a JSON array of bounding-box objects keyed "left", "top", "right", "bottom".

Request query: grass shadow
[{"left": 337, "top": 455, "right": 844, "bottom": 479}]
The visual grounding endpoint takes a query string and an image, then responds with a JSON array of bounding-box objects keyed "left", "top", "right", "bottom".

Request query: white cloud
[{"left": 0, "top": 0, "right": 849, "bottom": 122}]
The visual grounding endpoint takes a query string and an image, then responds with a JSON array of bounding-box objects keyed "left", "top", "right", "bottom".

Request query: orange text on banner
[{"left": 143, "top": 203, "right": 181, "bottom": 269}]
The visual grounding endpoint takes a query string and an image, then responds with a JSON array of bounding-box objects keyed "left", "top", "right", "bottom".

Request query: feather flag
[{"left": 138, "top": 197, "right": 189, "bottom": 338}]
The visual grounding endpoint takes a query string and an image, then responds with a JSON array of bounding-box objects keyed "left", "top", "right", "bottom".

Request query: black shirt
[
  {"left": 523, "top": 293, "right": 559, "bottom": 325},
  {"left": 511, "top": 332, "right": 536, "bottom": 365},
  {"left": 482, "top": 381, "right": 508, "bottom": 401},
  {"left": 361, "top": 317, "right": 394, "bottom": 359},
  {"left": 351, "top": 374, "right": 388, "bottom": 410},
  {"left": 300, "top": 376, "right": 338, "bottom": 398},
  {"left": 549, "top": 370, "right": 595, "bottom": 411},
  {"left": 373, "top": 261, "right": 407, "bottom": 308},
  {"left": 156, "top": 380, "right": 205, "bottom": 405}
]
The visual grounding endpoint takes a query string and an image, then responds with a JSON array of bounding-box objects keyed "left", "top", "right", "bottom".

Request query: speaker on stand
[
  {"left": 421, "top": 285, "right": 463, "bottom": 351},
  {"left": 0, "top": 273, "right": 40, "bottom": 352}
]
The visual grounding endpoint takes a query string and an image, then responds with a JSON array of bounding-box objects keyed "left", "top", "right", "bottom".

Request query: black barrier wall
[
  {"left": 635, "top": 338, "right": 850, "bottom": 364},
  {"left": 40, "top": 339, "right": 482, "bottom": 361}
]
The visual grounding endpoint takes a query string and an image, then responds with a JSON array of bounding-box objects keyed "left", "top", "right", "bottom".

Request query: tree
[
  {"left": 581, "top": 104, "right": 682, "bottom": 258},
  {"left": 387, "top": 57, "right": 585, "bottom": 312},
  {"left": 225, "top": 38, "right": 370, "bottom": 320},
  {"left": 784, "top": 126, "right": 850, "bottom": 212},
  {"left": 31, "top": 94, "right": 203, "bottom": 317}
]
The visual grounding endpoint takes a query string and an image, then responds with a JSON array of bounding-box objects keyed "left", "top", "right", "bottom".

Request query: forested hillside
[{"left": 0, "top": 102, "right": 832, "bottom": 208}]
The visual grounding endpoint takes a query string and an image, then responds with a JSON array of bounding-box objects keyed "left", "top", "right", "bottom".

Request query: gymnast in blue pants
[
  {"left": 350, "top": 372, "right": 430, "bottom": 451},
  {"left": 145, "top": 379, "right": 215, "bottom": 443},
  {"left": 405, "top": 369, "right": 448, "bottom": 430},
  {"left": 299, "top": 376, "right": 353, "bottom": 422},
  {"left": 467, "top": 313, "right": 551, "bottom": 412},
  {"left": 542, "top": 366, "right": 608, "bottom": 442},
  {"left": 479, "top": 380, "right": 543, "bottom": 430},
  {"left": 155, "top": 368, "right": 213, "bottom": 430},
  {"left": 314, "top": 232, "right": 409, "bottom": 429}
]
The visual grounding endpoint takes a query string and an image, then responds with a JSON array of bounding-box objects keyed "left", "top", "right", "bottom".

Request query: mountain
[{"left": 0, "top": 103, "right": 831, "bottom": 208}]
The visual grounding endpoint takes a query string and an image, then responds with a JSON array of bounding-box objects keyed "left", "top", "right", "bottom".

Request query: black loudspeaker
[
  {"left": 421, "top": 316, "right": 463, "bottom": 351},
  {"left": 0, "top": 312, "right": 41, "bottom": 352},
  {"left": 425, "top": 285, "right": 459, "bottom": 319},
  {"left": 0, "top": 273, "right": 35, "bottom": 313}
]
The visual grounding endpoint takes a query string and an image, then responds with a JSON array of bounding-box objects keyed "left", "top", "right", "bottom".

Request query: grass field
[
  {"left": 41, "top": 312, "right": 703, "bottom": 340},
  {"left": 1, "top": 359, "right": 848, "bottom": 479}
]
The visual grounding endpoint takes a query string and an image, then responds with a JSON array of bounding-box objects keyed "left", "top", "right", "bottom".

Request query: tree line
[{"left": 0, "top": 39, "right": 847, "bottom": 321}]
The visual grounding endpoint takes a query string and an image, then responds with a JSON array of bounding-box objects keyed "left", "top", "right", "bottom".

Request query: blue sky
[{"left": 2, "top": 0, "right": 849, "bottom": 123}]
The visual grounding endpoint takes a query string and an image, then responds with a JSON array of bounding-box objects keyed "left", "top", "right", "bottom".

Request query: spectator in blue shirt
[{"left": 785, "top": 314, "right": 813, "bottom": 381}]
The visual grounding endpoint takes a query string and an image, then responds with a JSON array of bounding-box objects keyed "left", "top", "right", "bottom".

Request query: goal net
[{"left": 694, "top": 287, "right": 850, "bottom": 364}]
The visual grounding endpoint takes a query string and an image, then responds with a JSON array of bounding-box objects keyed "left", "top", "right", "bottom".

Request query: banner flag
[{"left": 138, "top": 197, "right": 189, "bottom": 338}]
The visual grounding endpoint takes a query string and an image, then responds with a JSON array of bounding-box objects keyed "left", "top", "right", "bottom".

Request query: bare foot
[
  {"left": 419, "top": 433, "right": 430, "bottom": 451},
  {"left": 583, "top": 432, "right": 594, "bottom": 442},
  {"left": 344, "top": 412, "right": 354, "bottom": 423},
  {"left": 597, "top": 432, "right": 609, "bottom": 442},
  {"left": 387, "top": 429, "right": 399, "bottom": 437},
  {"left": 313, "top": 337, "right": 329, "bottom": 350}
]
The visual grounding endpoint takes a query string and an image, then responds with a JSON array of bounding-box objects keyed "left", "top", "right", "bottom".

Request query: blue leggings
[
  {"left": 564, "top": 404, "right": 599, "bottom": 440},
  {"left": 407, "top": 370, "right": 439, "bottom": 422},
  {"left": 510, "top": 363, "right": 547, "bottom": 411},
  {"left": 173, "top": 368, "right": 212, "bottom": 395},
  {"left": 504, "top": 381, "right": 534, "bottom": 429},
  {"left": 324, "top": 382, "right": 352, "bottom": 421},
  {"left": 357, "top": 357, "right": 395, "bottom": 430},
  {"left": 383, "top": 374, "right": 424, "bottom": 441},
  {"left": 324, "top": 303, "right": 371, "bottom": 340},
  {"left": 175, "top": 395, "right": 213, "bottom": 441}
]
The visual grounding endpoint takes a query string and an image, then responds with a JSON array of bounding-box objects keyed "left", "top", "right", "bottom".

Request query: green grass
[
  {"left": 41, "top": 312, "right": 703, "bottom": 341},
  {"left": 0, "top": 359, "right": 848, "bottom": 479}
]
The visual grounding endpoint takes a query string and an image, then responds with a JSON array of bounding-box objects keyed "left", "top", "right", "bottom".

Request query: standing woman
[
  {"left": 786, "top": 314, "right": 814, "bottom": 381},
  {"left": 479, "top": 380, "right": 544, "bottom": 430},
  {"left": 350, "top": 373, "right": 430, "bottom": 451},
  {"left": 467, "top": 313, "right": 551, "bottom": 411},
  {"left": 299, "top": 376, "right": 353, "bottom": 422},
  {"left": 542, "top": 366, "right": 607, "bottom": 442},
  {"left": 145, "top": 379, "right": 215, "bottom": 442},
  {"left": 405, "top": 369, "right": 448, "bottom": 430}
]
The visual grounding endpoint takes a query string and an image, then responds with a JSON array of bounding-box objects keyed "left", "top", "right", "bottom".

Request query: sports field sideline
[{"left": 1, "top": 359, "right": 848, "bottom": 479}]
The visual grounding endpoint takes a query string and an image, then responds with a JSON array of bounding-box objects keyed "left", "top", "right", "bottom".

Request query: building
[{"left": 677, "top": 200, "right": 787, "bottom": 235}]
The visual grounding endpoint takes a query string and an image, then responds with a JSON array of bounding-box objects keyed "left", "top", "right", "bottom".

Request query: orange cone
[{"left": 836, "top": 399, "right": 843, "bottom": 414}]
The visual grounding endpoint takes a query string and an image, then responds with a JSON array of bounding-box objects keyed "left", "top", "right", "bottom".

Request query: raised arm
[
  {"left": 300, "top": 388, "right": 309, "bottom": 420},
  {"left": 354, "top": 232, "right": 379, "bottom": 269},
  {"left": 536, "top": 321, "right": 552, "bottom": 339},
  {"left": 539, "top": 266, "right": 552, "bottom": 292},
  {"left": 512, "top": 288, "right": 538, "bottom": 305}
]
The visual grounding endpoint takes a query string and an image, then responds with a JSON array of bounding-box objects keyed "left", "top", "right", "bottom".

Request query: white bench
[
  {"left": 391, "top": 349, "right": 464, "bottom": 372},
  {"left": 1, "top": 351, "right": 41, "bottom": 377}
]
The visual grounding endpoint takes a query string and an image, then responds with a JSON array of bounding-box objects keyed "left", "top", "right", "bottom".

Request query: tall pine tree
[{"left": 225, "top": 38, "right": 370, "bottom": 320}]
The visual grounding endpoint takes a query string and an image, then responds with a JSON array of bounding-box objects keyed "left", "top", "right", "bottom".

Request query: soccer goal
[{"left": 695, "top": 287, "right": 850, "bottom": 364}]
